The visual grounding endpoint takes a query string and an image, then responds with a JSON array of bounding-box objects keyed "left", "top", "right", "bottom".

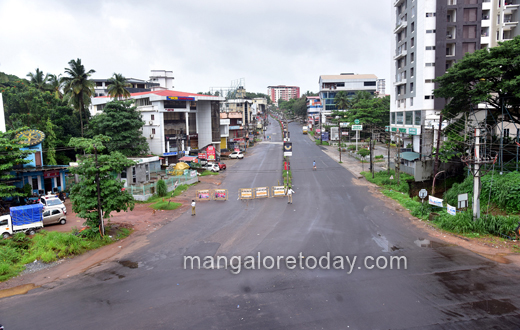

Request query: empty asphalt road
[{"left": 1, "top": 119, "right": 520, "bottom": 329}]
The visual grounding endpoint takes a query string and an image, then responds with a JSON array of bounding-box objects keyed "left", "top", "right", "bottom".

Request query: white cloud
[{"left": 1, "top": 0, "right": 392, "bottom": 95}]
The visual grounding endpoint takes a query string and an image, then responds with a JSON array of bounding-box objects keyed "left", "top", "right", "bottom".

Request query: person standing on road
[
  {"left": 191, "top": 200, "right": 196, "bottom": 216},
  {"left": 287, "top": 186, "right": 295, "bottom": 204},
  {"left": 313, "top": 160, "right": 316, "bottom": 171}
]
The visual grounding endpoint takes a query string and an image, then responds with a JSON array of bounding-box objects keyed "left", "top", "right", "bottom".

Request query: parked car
[
  {"left": 217, "top": 162, "right": 226, "bottom": 170},
  {"left": 203, "top": 163, "right": 220, "bottom": 172},
  {"left": 230, "top": 151, "right": 244, "bottom": 159},
  {"left": 42, "top": 207, "right": 67, "bottom": 225},
  {"left": 39, "top": 195, "right": 67, "bottom": 215}
]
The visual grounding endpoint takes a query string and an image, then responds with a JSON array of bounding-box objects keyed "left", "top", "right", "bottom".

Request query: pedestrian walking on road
[
  {"left": 313, "top": 160, "right": 316, "bottom": 171},
  {"left": 191, "top": 200, "right": 196, "bottom": 216},
  {"left": 287, "top": 186, "right": 295, "bottom": 204}
]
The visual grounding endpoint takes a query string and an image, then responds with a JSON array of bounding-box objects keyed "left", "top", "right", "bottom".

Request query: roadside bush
[
  {"left": 375, "top": 155, "right": 384, "bottom": 159},
  {"left": 362, "top": 170, "right": 412, "bottom": 194},
  {"left": 156, "top": 179, "right": 167, "bottom": 197},
  {"left": 433, "top": 211, "right": 519, "bottom": 236},
  {"left": 347, "top": 145, "right": 356, "bottom": 151},
  {"left": 444, "top": 171, "right": 520, "bottom": 214},
  {"left": 357, "top": 148, "right": 370, "bottom": 157}
]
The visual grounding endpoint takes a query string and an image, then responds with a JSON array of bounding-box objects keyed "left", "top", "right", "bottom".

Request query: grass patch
[
  {"left": 315, "top": 140, "right": 330, "bottom": 146},
  {"left": 200, "top": 170, "right": 218, "bottom": 176},
  {"left": 150, "top": 200, "right": 182, "bottom": 210},
  {"left": 361, "top": 170, "right": 413, "bottom": 194},
  {"left": 0, "top": 229, "right": 131, "bottom": 281}
]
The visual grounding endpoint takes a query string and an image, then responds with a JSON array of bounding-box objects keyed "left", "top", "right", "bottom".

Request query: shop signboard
[{"left": 207, "top": 146, "right": 216, "bottom": 161}]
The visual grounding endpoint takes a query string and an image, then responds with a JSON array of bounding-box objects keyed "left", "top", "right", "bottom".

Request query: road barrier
[
  {"left": 255, "top": 187, "right": 270, "bottom": 198},
  {"left": 238, "top": 188, "right": 254, "bottom": 200},
  {"left": 271, "top": 186, "right": 286, "bottom": 197},
  {"left": 196, "top": 190, "right": 211, "bottom": 201},
  {"left": 213, "top": 189, "right": 228, "bottom": 201}
]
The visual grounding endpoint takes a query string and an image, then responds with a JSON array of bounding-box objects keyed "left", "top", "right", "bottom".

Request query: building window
[
  {"left": 391, "top": 112, "right": 396, "bottom": 124},
  {"left": 411, "top": 37, "right": 415, "bottom": 47},
  {"left": 411, "top": 52, "right": 415, "bottom": 62},
  {"left": 463, "top": 8, "right": 477, "bottom": 22},
  {"left": 426, "top": 46, "right": 436, "bottom": 50},
  {"left": 364, "top": 81, "right": 376, "bottom": 86},
  {"left": 412, "top": 6, "right": 416, "bottom": 17},
  {"left": 425, "top": 95, "right": 434, "bottom": 99},
  {"left": 425, "top": 79, "right": 434, "bottom": 83},
  {"left": 151, "top": 114, "right": 155, "bottom": 120},
  {"left": 411, "top": 67, "right": 414, "bottom": 77},
  {"left": 136, "top": 98, "right": 151, "bottom": 106},
  {"left": 411, "top": 22, "right": 415, "bottom": 32},
  {"left": 410, "top": 82, "right": 414, "bottom": 92},
  {"left": 504, "top": 128, "right": 510, "bottom": 137},
  {"left": 426, "top": 13, "right": 436, "bottom": 17},
  {"left": 426, "top": 29, "right": 436, "bottom": 33},
  {"left": 414, "top": 111, "right": 422, "bottom": 125},
  {"left": 406, "top": 111, "right": 413, "bottom": 125},
  {"left": 152, "top": 128, "right": 156, "bottom": 134},
  {"left": 396, "top": 112, "right": 404, "bottom": 125},
  {"left": 56, "top": 175, "right": 61, "bottom": 188},
  {"left": 425, "top": 63, "right": 435, "bottom": 67},
  {"left": 32, "top": 178, "right": 38, "bottom": 190}
]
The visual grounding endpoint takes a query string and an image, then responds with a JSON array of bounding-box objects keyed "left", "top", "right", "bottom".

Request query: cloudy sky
[{"left": 0, "top": 0, "right": 392, "bottom": 95}]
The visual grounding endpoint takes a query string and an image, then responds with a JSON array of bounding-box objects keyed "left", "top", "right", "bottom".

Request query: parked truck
[{"left": 1, "top": 204, "right": 44, "bottom": 239}]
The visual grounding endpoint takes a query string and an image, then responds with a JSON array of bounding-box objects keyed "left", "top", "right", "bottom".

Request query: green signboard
[
  {"left": 408, "top": 128, "right": 418, "bottom": 135},
  {"left": 391, "top": 127, "right": 397, "bottom": 132},
  {"left": 385, "top": 126, "right": 390, "bottom": 132},
  {"left": 399, "top": 128, "right": 407, "bottom": 133},
  {"left": 352, "top": 125, "right": 363, "bottom": 131},
  {"left": 354, "top": 119, "right": 360, "bottom": 124}
]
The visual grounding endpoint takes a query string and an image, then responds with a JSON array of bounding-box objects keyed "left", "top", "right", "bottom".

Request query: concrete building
[
  {"left": 318, "top": 73, "right": 378, "bottom": 124},
  {"left": 390, "top": 0, "right": 520, "bottom": 180},
  {"left": 306, "top": 96, "right": 322, "bottom": 128},
  {"left": 377, "top": 79, "right": 387, "bottom": 96},
  {"left": 93, "top": 70, "right": 174, "bottom": 97},
  {"left": 267, "top": 85, "right": 300, "bottom": 105},
  {"left": 91, "top": 90, "right": 225, "bottom": 166}
]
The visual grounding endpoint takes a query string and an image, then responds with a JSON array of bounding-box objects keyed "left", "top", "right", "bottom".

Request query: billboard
[{"left": 207, "top": 145, "right": 216, "bottom": 161}]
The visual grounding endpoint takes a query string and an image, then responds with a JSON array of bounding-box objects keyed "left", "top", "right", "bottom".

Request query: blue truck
[{"left": 0, "top": 204, "right": 44, "bottom": 239}]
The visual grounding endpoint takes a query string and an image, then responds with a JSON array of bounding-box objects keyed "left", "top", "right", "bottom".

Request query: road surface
[{"left": 1, "top": 120, "right": 520, "bottom": 329}]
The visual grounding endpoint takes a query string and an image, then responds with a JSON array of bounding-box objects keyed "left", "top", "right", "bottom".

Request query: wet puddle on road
[
  {"left": 0, "top": 283, "right": 40, "bottom": 299},
  {"left": 414, "top": 238, "right": 453, "bottom": 248},
  {"left": 119, "top": 260, "right": 139, "bottom": 269}
]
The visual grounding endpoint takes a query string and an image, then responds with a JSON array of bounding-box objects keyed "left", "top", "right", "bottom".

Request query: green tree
[
  {"left": 156, "top": 179, "right": 167, "bottom": 197},
  {"left": 62, "top": 58, "right": 96, "bottom": 137},
  {"left": 44, "top": 118, "right": 58, "bottom": 165},
  {"left": 434, "top": 36, "right": 520, "bottom": 125},
  {"left": 26, "top": 68, "right": 49, "bottom": 91},
  {"left": 332, "top": 93, "right": 389, "bottom": 127},
  {"left": 2, "top": 79, "right": 82, "bottom": 164},
  {"left": 0, "top": 128, "right": 35, "bottom": 197},
  {"left": 47, "top": 74, "right": 62, "bottom": 99},
  {"left": 68, "top": 135, "right": 136, "bottom": 236},
  {"left": 87, "top": 100, "right": 148, "bottom": 156},
  {"left": 334, "top": 91, "right": 352, "bottom": 111},
  {"left": 107, "top": 73, "right": 131, "bottom": 100}
]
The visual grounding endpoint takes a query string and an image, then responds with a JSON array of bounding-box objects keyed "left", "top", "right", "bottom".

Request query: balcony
[
  {"left": 503, "top": 20, "right": 519, "bottom": 30},
  {"left": 394, "top": 20, "right": 408, "bottom": 34},
  {"left": 393, "top": 50, "right": 407, "bottom": 60},
  {"left": 393, "top": 0, "right": 405, "bottom": 7},
  {"left": 504, "top": 4, "right": 519, "bottom": 15},
  {"left": 394, "top": 79, "right": 407, "bottom": 86}
]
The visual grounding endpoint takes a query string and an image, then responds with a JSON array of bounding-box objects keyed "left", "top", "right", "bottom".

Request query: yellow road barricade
[
  {"left": 196, "top": 189, "right": 211, "bottom": 201},
  {"left": 271, "top": 186, "right": 286, "bottom": 197},
  {"left": 239, "top": 188, "right": 254, "bottom": 200},
  {"left": 255, "top": 187, "right": 270, "bottom": 198},
  {"left": 213, "top": 189, "right": 228, "bottom": 201}
]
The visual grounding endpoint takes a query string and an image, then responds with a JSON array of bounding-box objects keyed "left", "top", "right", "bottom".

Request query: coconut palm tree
[
  {"left": 334, "top": 91, "right": 352, "bottom": 111},
  {"left": 26, "top": 68, "right": 49, "bottom": 91},
  {"left": 62, "top": 59, "right": 96, "bottom": 137},
  {"left": 107, "top": 73, "right": 131, "bottom": 100},
  {"left": 47, "top": 74, "right": 63, "bottom": 99}
]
